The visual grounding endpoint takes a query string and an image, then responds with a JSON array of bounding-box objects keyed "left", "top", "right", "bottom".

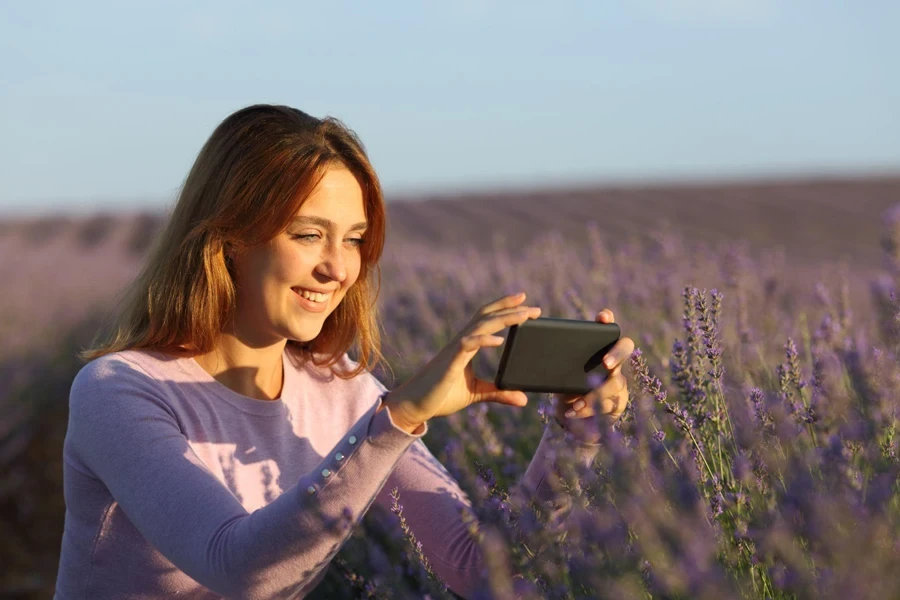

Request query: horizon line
[{"left": 3, "top": 166, "right": 899, "bottom": 221}]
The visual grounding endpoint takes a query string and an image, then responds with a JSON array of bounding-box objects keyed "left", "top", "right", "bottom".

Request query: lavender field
[{"left": 3, "top": 176, "right": 900, "bottom": 598}]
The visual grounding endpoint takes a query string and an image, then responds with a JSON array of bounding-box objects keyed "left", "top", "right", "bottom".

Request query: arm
[
  {"left": 371, "top": 408, "right": 600, "bottom": 599},
  {"left": 66, "top": 356, "right": 427, "bottom": 599},
  {"left": 517, "top": 416, "right": 601, "bottom": 515}
]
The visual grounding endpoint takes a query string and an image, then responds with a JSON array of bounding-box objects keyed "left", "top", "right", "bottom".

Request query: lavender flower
[
  {"left": 390, "top": 487, "right": 450, "bottom": 594},
  {"left": 15, "top": 202, "right": 900, "bottom": 598}
]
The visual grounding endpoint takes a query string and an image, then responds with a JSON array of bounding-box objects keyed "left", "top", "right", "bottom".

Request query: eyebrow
[{"left": 290, "top": 216, "right": 368, "bottom": 231}]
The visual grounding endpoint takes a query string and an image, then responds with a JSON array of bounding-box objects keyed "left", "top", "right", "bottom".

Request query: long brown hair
[{"left": 79, "top": 104, "right": 389, "bottom": 379}]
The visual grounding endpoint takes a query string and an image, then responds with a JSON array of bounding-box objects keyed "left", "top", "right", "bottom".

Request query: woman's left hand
[{"left": 553, "top": 308, "right": 634, "bottom": 443}]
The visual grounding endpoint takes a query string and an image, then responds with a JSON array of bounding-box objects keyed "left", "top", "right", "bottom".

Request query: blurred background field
[
  {"left": 5, "top": 175, "right": 897, "bottom": 362},
  {"left": 3, "top": 174, "right": 899, "bottom": 596}
]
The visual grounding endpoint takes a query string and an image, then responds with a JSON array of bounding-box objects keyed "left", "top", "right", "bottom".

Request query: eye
[
  {"left": 292, "top": 234, "right": 366, "bottom": 247},
  {"left": 293, "top": 234, "right": 320, "bottom": 242}
]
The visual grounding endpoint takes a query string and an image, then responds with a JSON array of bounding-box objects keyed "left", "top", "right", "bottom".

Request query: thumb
[{"left": 472, "top": 378, "right": 529, "bottom": 407}]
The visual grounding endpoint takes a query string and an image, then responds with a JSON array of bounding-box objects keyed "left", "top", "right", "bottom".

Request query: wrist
[
  {"left": 378, "top": 394, "right": 426, "bottom": 435},
  {"left": 554, "top": 414, "right": 603, "bottom": 444}
]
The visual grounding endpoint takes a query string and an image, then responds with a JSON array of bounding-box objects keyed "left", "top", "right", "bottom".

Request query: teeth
[{"left": 297, "top": 289, "right": 329, "bottom": 303}]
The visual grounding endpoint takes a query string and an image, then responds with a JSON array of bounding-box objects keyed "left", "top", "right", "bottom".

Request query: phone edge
[{"left": 494, "top": 322, "right": 521, "bottom": 390}]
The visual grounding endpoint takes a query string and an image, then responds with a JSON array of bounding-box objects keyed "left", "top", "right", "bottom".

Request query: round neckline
[{"left": 177, "top": 349, "right": 294, "bottom": 417}]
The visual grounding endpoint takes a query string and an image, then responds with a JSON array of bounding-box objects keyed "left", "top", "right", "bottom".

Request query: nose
[{"left": 314, "top": 239, "right": 347, "bottom": 283}]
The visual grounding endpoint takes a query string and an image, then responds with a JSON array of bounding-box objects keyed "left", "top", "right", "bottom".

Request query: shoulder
[
  {"left": 69, "top": 350, "right": 180, "bottom": 422},
  {"left": 72, "top": 349, "right": 175, "bottom": 391},
  {"left": 73, "top": 350, "right": 150, "bottom": 388},
  {"left": 65, "top": 351, "right": 186, "bottom": 471}
]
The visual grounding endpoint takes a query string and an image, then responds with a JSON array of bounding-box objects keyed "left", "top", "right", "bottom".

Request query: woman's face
[{"left": 229, "top": 166, "right": 367, "bottom": 346}]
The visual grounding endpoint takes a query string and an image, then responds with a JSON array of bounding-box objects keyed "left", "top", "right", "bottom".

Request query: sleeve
[
  {"left": 371, "top": 394, "right": 601, "bottom": 599},
  {"left": 66, "top": 356, "right": 428, "bottom": 600}
]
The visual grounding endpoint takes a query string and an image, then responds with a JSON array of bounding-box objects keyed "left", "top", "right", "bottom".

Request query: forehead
[{"left": 291, "top": 167, "right": 366, "bottom": 228}]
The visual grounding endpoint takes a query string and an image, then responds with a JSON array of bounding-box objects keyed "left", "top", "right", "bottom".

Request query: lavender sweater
[{"left": 54, "top": 348, "right": 600, "bottom": 599}]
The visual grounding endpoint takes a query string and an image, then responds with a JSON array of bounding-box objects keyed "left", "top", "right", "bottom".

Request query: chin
[
  {"left": 290, "top": 330, "right": 320, "bottom": 344},
  {"left": 294, "top": 323, "right": 325, "bottom": 340}
]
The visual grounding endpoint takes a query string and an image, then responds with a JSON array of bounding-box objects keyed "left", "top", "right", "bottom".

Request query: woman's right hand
[{"left": 382, "top": 292, "right": 542, "bottom": 431}]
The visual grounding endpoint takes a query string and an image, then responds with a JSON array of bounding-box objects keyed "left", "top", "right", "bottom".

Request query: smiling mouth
[{"left": 292, "top": 287, "right": 333, "bottom": 303}]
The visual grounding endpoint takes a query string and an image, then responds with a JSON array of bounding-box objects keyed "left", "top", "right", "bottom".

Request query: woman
[{"left": 53, "top": 105, "right": 634, "bottom": 599}]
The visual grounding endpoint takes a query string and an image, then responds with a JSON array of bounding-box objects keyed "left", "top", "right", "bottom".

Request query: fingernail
[
  {"left": 604, "top": 356, "right": 615, "bottom": 369},
  {"left": 565, "top": 409, "right": 576, "bottom": 418},
  {"left": 573, "top": 400, "right": 585, "bottom": 410}
]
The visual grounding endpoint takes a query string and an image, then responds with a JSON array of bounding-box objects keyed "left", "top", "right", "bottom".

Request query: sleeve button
[
  {"left": 335, "top": 452, "right": 344, "bottom": 461},
  {"left": 307, "top": 485, "right": 316, "bottom": 495},
  {"left": 348, "top": 435, "right": 357, "bottom": 445},
  {"left": 321, "top": 468, "right": 331, "bottom": 477}
]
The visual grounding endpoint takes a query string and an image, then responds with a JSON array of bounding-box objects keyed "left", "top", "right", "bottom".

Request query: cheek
[
  {"left": 232, "top": 254, "right": 268, "bottom": 291},
  {"left": 236, "top": 248, "right": 301, "bottom": 298},
  {"left": 347, "top": 258, "right": 365, "bottom": 287},
  {"left": 275, "top": 249, "right": 316, "bottom": 282}
]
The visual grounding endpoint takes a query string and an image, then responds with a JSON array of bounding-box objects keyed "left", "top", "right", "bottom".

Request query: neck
[{"left": 192, "top": 337, "right": 287, "bottom": 401}]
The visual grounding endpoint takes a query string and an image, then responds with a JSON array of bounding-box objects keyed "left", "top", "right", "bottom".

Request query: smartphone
[{"left": 494, "top": 317, "right": 621, "bottom": 395}]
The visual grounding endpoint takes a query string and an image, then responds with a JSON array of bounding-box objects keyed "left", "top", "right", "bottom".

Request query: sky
[{"left": 1, "top": 0, "right": 898, "bottom": 217}]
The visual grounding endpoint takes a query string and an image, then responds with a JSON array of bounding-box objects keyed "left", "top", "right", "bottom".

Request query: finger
[
  {"left": 555, "top": 392, "right": 581, "bottom": 405},
  {"left": 602, "top": 336, "right": 635, "bottom": 371},
  {"left": 609, "top": 361, "right": 624, "bottom": 378},
  {"left": 565, "top": 387, "right": 628, "bottom": 419},
  {"left": 457, "top": 333, "right": 506, "bottom": 359},
  {"left": 478, "top": 292, "right": 528, "bottom": 316},
  {"left": 566, "top": 374, "right": 626, "bottom": 412},
  {"left": 472, "top": 306, "right": 541, "bottom": 336},
  {"left": 596, "top": 309, "right": 615, "bottom": 323},
  {"left": 484, "top": 305, "right": 542, "bottom": 319},
  {"left": 472, "top": 378, "right": 529, "bottom": 407},
  {"left": 557, "top": 372, "right": 623, "bottom": 408},
  {"left": 582, "top": 374, "right": 626, "bottom": 403}
]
